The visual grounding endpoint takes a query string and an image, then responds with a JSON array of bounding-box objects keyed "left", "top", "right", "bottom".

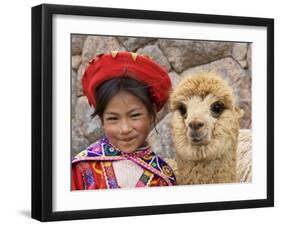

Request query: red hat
[{"left": 82, "top": 51, "right": 172, "bottom": 112}]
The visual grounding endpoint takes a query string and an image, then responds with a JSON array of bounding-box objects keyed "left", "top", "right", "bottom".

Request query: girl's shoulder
[
  {"left": 72, "top": 139, "right": 104, "bottom": 162},
  {"left": 72, "top": 137, "right": 123, "bottom": 164}
]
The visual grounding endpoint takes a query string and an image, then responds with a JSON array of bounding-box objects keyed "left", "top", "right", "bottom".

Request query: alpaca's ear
[{"left": 235, "top": 106, "right": 244, "bottom": 118}]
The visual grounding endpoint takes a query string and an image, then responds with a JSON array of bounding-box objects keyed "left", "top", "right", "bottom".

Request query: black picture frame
[{"left": 31, "top": 3, "right": 274, "bottom": 222}]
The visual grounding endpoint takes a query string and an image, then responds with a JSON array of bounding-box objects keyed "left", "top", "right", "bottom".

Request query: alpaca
[
  {"left": 237, "top": 129, "right": 252, "bottom": 182},
  {"left": 170, "top": 72, "right": 245, "bottom": 185}
]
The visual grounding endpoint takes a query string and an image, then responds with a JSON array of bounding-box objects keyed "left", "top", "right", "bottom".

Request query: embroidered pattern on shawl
[{"left": 72, "top": 137, "right": 176, "bottom": 188}]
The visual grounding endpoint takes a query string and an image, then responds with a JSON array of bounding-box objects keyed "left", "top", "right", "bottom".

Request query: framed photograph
[{"left": 31, "top": 3, "right": 274, "bottom": 222}]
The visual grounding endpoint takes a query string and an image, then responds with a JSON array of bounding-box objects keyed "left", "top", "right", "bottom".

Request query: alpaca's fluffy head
[{"left": 170, "top": 72, "right": 243, "bottom": 161}]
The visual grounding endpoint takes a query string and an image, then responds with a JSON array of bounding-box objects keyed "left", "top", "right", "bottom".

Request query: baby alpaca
[{"left": 170, "top": 72, "right": 243, "bottom": 184}]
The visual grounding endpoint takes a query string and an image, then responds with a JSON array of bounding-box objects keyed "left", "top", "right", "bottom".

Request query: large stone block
[{"left": 158, "top": 39, "right": 233, "bottom": 73}]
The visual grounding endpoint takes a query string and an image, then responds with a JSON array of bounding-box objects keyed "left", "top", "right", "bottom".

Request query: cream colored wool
[
  {"left": 237, "top": 129, "right": 252, "bottom": 182},
  {"left": 170, "top": 72, "right": 245, "bottom": 185},
  {"left": 165, "top": 129, "right": 252, "bottom": 184}
]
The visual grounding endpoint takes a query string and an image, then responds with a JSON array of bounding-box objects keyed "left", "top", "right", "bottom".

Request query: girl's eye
[
  {"left": 106, "top": 117, "right": 118, "bottom": 121},
  {"left": 210, "top": 101, "right": 225, "bottom": 117},
  {"left": 131, "top": 113, "right": 141, "bottom": 118}
]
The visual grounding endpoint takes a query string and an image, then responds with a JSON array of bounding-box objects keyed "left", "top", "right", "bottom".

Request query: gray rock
[
  {"left": 238, "top": 100, "right": 252, "bottom": 129},
  {"left": 72, "top": 55, "right": 82, "bottom": 71},
  {"left": 76, "top": 63, "right": 88, "bottom": 97},
  {"left": 152, "top": 71, "right": 181, "bottom": 121},
  {"left": 237, "top": 72, "right": 251, "bottom": 100},
  {"left": 71, "top": 35, "right": 86, "bottom": 55},
  {"left": 72, "top": 69, "right": 77, "bottom": 119},
  {"left": 74, "top": 96, "right": 104, "bottom": 144},
  {"left": 232, "top": 43, "right": 248, "bottom": 61},
  {"left": 81, "top": 36, "right": 126, "bottom": 64},
  {"left": 232, "top": 43, "right": 248, "bottom": 68},
  {"left": 168, "top": 71, "right": 181, "bottom": 88},
  {"left": 148, "top": 113, "right": 176, "bottom": 159},
  {"left": 72, "top": 119, "right": 90, "bottom": 157},
  {"left": 152, "top": 71, "right": 180, "bottom": 123},
  {"left": 137, "top": 44, "right": 171, "bottom": 71},
  {"left": 247, "top": 44, "right": 252, "bottom": 76},
  {"left": 158, "top": 39, "right": 233, "bottom": 73},
  {"left": 238, "top": 60, "right": 248, "bottom": 68},
  {"left": 118, "top": 37, "right": 156, "bottom": 51},
  {"left": 155, "top": 103, "right": 170, "bottom": 123}
]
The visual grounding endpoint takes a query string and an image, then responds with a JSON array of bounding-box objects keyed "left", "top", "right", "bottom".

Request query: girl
[{"left": 72, "top": 51, "right": 176, "bottom": 190}]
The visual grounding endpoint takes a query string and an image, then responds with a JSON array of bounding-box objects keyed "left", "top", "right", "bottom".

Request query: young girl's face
[{"left": 102, "top": 91, "right": 152, "bottom": 153}]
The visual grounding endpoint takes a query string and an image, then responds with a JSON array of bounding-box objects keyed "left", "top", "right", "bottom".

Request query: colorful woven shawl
[{"left": 72, "top": 137, "right": 176, "bottom": 187}]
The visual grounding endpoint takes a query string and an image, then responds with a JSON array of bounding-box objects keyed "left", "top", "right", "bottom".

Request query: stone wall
[{"left": 71, "top": 35, "right": 252, "bottom": 159}]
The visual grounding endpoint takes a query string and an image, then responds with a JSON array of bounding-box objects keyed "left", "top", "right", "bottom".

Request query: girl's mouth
[{"left": 121, "top": 137, "right": 136, "bottom": 142}]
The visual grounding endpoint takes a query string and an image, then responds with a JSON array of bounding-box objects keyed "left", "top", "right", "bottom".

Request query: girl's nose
[{"left": 119, "top": 119, "right": 133, "bottom": 134}]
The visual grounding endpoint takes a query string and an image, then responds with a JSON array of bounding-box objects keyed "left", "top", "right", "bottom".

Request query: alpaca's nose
[{"left": 188, "top": 120, "right": 204, "bottom": 130}]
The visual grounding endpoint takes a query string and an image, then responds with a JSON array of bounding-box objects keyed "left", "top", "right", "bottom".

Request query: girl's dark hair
[{"left": 92, "top": 76, "right": 158, "bottom": 129}]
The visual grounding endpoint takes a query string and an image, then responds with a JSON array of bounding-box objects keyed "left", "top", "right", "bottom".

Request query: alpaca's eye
[
  {"left": 211, "top": 101, "right": 224, "bottom": 117},
  {"left": 178, "top": 103, "right": 187, "bottom": 117}
]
